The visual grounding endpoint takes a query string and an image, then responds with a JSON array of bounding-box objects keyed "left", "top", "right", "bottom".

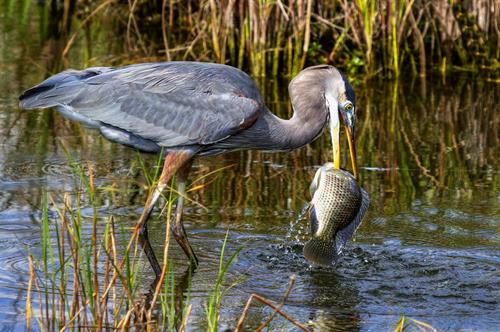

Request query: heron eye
[{"left": 344, "top": 103, "right": 353, "bottom": 111}]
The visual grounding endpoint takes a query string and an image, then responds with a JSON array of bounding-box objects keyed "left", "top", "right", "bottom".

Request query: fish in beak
[{"left": 303, "top": 164, "right": 369, "bottom": 266}]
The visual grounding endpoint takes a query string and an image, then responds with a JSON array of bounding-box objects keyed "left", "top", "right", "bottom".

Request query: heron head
[
  {"left": 323, "top": 68, "right": 358, "bottom": 179},
  {"left": 290, "top": 65, "right": 358, "bottom": 178}
]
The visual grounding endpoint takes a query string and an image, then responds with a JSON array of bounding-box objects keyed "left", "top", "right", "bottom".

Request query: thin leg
[
  {"left": 138, "top": 222, "right": 162, "bottom": 281},
  {"left": 171, "top": 160, "right": 199, "bottom": 266},
  {"left": 141, "top": 217, "right": 161, "bottom": 311},
  {"left": 135, "top": 150, "right": 194, "bottom": 275},
  {"left": 135, "top": 151, "right": 193, "bottom": 233}
]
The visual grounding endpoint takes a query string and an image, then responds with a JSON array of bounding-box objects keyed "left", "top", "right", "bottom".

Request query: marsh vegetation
[{"left": 0, "top": 0, "right": 498, "bottom": 330}]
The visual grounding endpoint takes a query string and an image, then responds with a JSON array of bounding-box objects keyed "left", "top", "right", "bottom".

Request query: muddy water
[{"left": 0, "top": 2, "right": 499, "bottom": 331}]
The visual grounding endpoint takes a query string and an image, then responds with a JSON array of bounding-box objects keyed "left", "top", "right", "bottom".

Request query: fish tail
[{"left": 303, "top": 237, "right": 338, "bottom": 266}]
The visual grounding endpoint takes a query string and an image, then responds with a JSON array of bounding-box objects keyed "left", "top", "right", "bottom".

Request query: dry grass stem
[
  {"left": 235, "top": 274, "right": 310, "bottom": 332},
  {"left": 255, "top": 274, "right": 297, "bottom": 332},
  {"left": 62, "top": 0, "right": 115, "bottom": 57}
]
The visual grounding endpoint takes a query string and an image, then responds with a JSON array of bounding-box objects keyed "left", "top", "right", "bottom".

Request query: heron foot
[
  {"left": 171, "top": 220, "right": 199, "bottom": 267},
  {"left": 138, "top": 222, "right": 162, "bottom": 279}
]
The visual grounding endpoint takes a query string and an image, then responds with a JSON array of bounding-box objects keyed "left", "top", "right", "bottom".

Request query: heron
[{"left": 19, "top": 62, "right": 358, "bottom": 271}]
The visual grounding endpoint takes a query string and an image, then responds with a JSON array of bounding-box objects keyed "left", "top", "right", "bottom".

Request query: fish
[{"left": 303, "top": 163, "right": 369, "bottom": 266}]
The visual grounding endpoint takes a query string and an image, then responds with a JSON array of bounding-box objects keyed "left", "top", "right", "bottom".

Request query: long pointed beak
[
  {"left": 344, "top": 124, "right": 358, "bottom": 179},
  {"left": 326, "top": 95, "right": 341, "bottom": 169}
]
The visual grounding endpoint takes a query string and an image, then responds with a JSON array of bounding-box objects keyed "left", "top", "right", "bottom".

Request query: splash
[{"left": 283, "top": 202, "right": 311, "bottom": 254}]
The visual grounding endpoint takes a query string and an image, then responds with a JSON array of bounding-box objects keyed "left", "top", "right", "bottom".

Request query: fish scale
[{"left": 304, "top": 163, "right": 369, "bottom": 266}]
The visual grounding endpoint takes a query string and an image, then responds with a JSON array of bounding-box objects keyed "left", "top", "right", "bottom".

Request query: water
[{"left": 0, "top": 2, "right": 499, "bottom": 331}]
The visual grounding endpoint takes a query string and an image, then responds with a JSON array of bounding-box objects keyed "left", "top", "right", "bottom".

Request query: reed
[
  {"left": 25, "top": 152, "right": 247, "bottom": 330},
  {"left": 25, "top": 149, "right": 174, "bottom": 329},
  {"left": 15, "top": 0, "right": 497, "bottom": 78},
  {"left": 394, "top": 315, "right": 437, "bottom": 332},
  {"left": 351, "top": 0, "right": 376, "bottom": 74}
]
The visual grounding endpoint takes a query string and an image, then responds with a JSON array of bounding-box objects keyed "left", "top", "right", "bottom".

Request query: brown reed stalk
[
  {"left": 126, "top": 0, "right": 148, "bottom": 55},
  {"left": 26, "top": 255, "right": 35, "bottom": 331},
  {"left": 254, "top": 275, "right": 297, "bottom": 332},
  {"left": 235, "top": 291, "right": 311, "bottom": 332},
  {"left": 407, "top": 4, "right": 426, "bottom": 77},
  {"left": 272, "top": 5, "right": 286, "bottom": 77},
  {"left": 88, "top": 163, "right": 103, "bottom": 330},
  {"left": 62, "top": 0, "right": 115, "bottom": 57},
  {"left": 109, "top": 216, "right": 119, "bottom": 327},
  {"left": 291, "top": 0, "right": 305, "bottom": 76},
  {"left": 169, "top": 0, "right": 174, "bottom": 30},
  {"left": 248, "top": 0, "right": 258, "bottom": 75},
  {"left": 162, "top": 0, "right": 171, "bottom": 61},
  {"left": 58, "top": 193, "right": 68, "bottom": 329},
  {"left": 237, "top": 0, "right": 247, "bottom": 69},
  {"left": 223, "top": 0, "right": 237, "bottom": 64},
  {"left": 299, "top": 0, "right": 313, "bottom": 70},
  {"left": 103, "top": 218, "right": 111, "bottom": 329},
  {"left": 146, "top": 186, "right": 174, "bottom": 321},
  {"left": 209, "top": 0, "right": 222, "bottom": 62}
]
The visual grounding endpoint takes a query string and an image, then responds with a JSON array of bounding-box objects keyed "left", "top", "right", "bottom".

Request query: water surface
[{"left": 0, "top": 2, "right": 498, "bottom": 331}]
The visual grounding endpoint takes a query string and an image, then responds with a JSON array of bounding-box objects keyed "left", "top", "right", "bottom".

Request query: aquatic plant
[
  {"left": 206, "top": 231, "right": 242, "bottom": 331},
  {"left": 26, "top": 156, "right": 313, "bottom": 330},
  {"left": 394, "top": 315, "right": 437, "bottom": 332},
  {"left": 11, "top": 0, "right": 497, "bottom": 78},
  {"left": 26, "top": 160, "right": 169, "bottom": 330}
]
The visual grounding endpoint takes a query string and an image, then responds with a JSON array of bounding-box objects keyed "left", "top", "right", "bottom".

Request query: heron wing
[{"left": 20, "top": 62, "right": 263, "bottom": 147}]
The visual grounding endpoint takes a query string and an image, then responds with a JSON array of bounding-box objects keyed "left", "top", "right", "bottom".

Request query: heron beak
[
  {"left": 326, "top": 95, "right": 341, "bottom": 169},
  {"left": 340, "top": 110, "right": 358, "bottom": 179},
  {"left": 344, "top": 124, "right": 358, "bottom": 179}
]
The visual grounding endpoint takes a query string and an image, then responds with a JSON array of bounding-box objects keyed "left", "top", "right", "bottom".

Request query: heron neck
[{"left": 250, "top": 105, "right": 328, "bottom": 151}]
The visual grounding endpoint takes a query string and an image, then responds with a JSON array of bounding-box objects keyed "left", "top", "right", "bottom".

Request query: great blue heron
[{"left": 19, "top": 62, "right": 358, "bottom": 270}]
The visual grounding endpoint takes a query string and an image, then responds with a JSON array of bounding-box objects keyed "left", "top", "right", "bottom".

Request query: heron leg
[
  {"left": 135, "top": 151, "right": 193, "bottom": 233},
  {"left": 171, "top": 160, "right": 199, "bottom": 266},
  {"left": 135, "top": 150, "right": 194, "bottom": 276},
  {"left": 138, "top": 222, "right": 162, "bottom": 282}
]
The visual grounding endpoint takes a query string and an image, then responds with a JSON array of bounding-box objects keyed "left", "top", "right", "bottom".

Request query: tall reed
[
  {"left": 18, "top": 0, "right": 498, "bottom": 78},
  {"left": 24, "top": 147, "right": 184, "bottom": 329},
  {"left": 25, "top": 153, "right": 246, "bottom": 330}
]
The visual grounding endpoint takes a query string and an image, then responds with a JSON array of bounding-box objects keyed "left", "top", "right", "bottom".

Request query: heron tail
[{"left": 19, "top": 67, "right": 111, "bottom": 109}]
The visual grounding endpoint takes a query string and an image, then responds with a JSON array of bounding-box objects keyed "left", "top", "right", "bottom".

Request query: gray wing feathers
[
  {"left": 19, "top": 67, "right": 112, "bottom": 109},
  {"left": 19, "top": 62, "right": 262, "bottom": 148}
]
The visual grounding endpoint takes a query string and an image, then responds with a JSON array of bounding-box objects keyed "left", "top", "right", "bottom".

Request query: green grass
[
  {"left": 26, "top": 155, "right": 245, "bottom": 330},
  {"left": 28, "top": 196, "right": 244, "bottom": 330},
  {"left": 25, "top": 157, "right": 440, "bottom": 331},
  {"left": 206, "top": 231, "right": 243, "bottom": 332}
]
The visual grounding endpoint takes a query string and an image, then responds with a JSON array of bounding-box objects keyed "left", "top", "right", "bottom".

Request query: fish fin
[
  {"left": 335, "top": 187, "right": 370, "bottom": 254},
  {"left": 309, "top": 205, "right": 318, "bottom": 235},
  {"left": 303, "top": 237, "right": 338, "bottom": 266}
]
